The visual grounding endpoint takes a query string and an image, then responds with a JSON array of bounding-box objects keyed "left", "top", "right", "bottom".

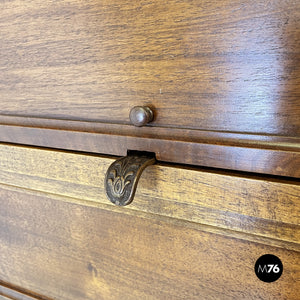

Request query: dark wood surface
[
  {"left": 0, "top": 0, "right": 299, "bottom": 136},
  {"left": 0, "top": 0, "right": 299, "bottom": 176},
  {"left": 1, "top": 117, "right": 300, "bottom": 177},
  {"left": 0, "top": 143, "right": 299, "bottom": 249},
  {"left": 1, "top": 185, "right": 299, "bottom": 300},
  {"left": 0, "top": 1, "right": 299, "bottom": 297}
]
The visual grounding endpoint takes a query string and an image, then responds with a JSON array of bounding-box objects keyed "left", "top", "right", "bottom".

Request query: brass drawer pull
[
  {"left": 129, "top": 106, "right": 154, "bottom": 127},
  {"left": 105, "top": 152, "right": 156, "bottom": 206}
]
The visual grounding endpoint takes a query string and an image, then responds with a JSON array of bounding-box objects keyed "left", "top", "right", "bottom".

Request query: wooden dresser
[{"left": 0, "top": 1, "right": 299, "bottom": 299}]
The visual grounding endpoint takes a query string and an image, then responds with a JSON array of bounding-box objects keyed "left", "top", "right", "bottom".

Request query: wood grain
[
  {"left": 0, "top": 282, "right": 50, "bottom": 300},
  {"left": 0, "top": 187, "right": 299, "bottom": 300},
  {"left": 0, "top": 0, "right": 299, "bottom": 136},
  {"left": 1, "top": 120, "right": 299, "bottom": 177},
  {"left": 0, "top": 144, "right": 299, "bottom": 248}
]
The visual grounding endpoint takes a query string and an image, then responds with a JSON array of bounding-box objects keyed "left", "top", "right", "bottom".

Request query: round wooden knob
[{"left": 129, "top": 106, "right": 153, "bottom": 127}]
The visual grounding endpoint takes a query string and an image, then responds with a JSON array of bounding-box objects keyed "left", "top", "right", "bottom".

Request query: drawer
[
  {"left": 0, "top": 144, "right": 299, "bottom": 299},
  {"left": 0, "top": 0, "right": 300, "bottom": 177},
  {"left": 0, "top": 0, "right": 299, "bottom": 135},
  {"left": 0, "top": 144, "right": 299, "bottom": 244},
  {"left": 1, "top": 188, "right": 299, "bottom": 300}
]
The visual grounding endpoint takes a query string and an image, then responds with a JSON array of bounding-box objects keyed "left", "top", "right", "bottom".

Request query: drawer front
[
  {"left": 1, "top": 187, "right": 299, "bottom": 300},
  {"left": 0, "top": 0, "right": 299, "bottom": 136},
  {"left": 0, "top": 144, "right": 299, "bottom": 299},
  {"left": 0, "top": 144, "right": 299, "bottom": 245},
  {"left": 0, "top": 0, "right": 299, "bottom": 177}
]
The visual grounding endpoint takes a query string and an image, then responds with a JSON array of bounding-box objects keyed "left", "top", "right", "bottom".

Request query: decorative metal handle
[{"left": 105, "top": 153, "right": 156, "bottom": 206}]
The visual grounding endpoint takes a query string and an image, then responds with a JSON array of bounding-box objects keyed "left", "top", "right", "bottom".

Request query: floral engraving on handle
[
  {"left": 105, "top": 155, "right": 155, "bottom": 206},
  {"left": 106, "top": 156, "right": 142, "bottom": 200},
  {"left": 107, "top": 168, "right": 134, "bottom": 198}
]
